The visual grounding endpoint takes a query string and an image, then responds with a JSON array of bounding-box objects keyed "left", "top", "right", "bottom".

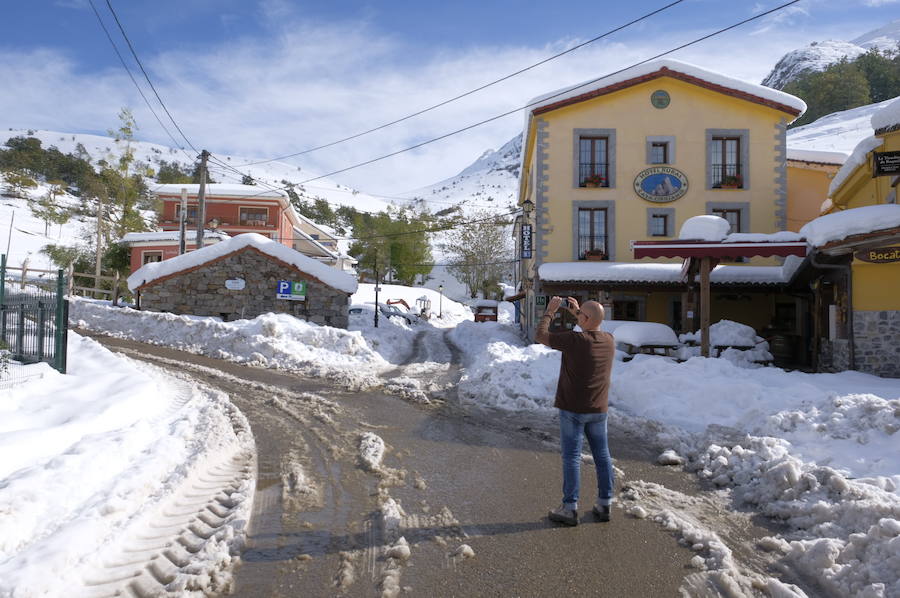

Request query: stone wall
[
  {"left": 852, "top": 310, "right": 900, "bottom": 378},
  {"left": 139, "top": 247, "right": 351, "bottom": 328},
  {"left": 818, "top": 311, "right": 900, "bottom": 378}
]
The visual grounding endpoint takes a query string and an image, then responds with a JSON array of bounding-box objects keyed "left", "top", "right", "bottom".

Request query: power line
[
  {"left": 232, "top": 0, "right": 686, "bottom": 167},
  {"left": 103, "top": 0, "right": 198, "bottom": 154},
  {"left": 286, "top": 0, "right": 802, "bottom": 187},
  {"left": 86, "top": 0, "right": 194, "bottom": 164}
]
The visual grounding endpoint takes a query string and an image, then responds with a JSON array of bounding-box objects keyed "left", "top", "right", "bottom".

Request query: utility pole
[
  {"left": 95, "top": 192, "right": 104, "bottom": 284},
  {"left": 179, "top": 187, "right": 187, "bottom": 255},
  {"left": 196, "top": 150, "right": 209, "bottom": 250},
  {"left": 374, "top": 258, "right": 380, "bottom": 328}
]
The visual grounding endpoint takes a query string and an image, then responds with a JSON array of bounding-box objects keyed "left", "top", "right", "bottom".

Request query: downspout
[{"left": 809, "top": 252, "right": 854, "bottom": 370}]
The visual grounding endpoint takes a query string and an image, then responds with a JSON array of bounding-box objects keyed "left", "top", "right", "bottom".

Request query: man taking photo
[{"left": 536, "top": 296, "right": 615, "bottom": 526}]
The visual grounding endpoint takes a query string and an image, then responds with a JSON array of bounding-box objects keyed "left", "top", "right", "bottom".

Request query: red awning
[{"left": 633, "top": 240, "right": 807, "bottom": 259}]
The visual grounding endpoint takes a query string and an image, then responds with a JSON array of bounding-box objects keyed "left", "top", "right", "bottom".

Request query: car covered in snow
[{"left": 348, "top": 302, "right": 418, "bottom": 325}]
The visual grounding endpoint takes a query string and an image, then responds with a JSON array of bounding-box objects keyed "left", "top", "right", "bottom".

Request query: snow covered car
[{"left": 348, "top": 303, "right": 417, "bottom": 325}]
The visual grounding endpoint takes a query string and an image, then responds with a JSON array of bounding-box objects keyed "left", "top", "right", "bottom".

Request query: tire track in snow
[{"left": 78, "top": 379, "right": 255, "bottom": 598}]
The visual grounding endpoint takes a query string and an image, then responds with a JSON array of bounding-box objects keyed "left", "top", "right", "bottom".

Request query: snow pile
[
  {"left": 678, "top": 320, "right": 771, "bottom": 366},
  {"left": 359, "top": 432, "right": 386, "bottom": 472},
  {"left": 800, "top": 204, "right": 900, "bottom": 248},
  {"left": 70, "top": 299, "right": 389, "bottom": 388},
  {"left": 870, "top": 95, "right": 900, "bottom": 132},
  {"left": 449, "top": 320, "right": 559, "bottom": 412},
  {"left": 0, "top": 333, "right": 254, "bottom": 595},
  {"left": 613, "top": 322, "right": 678, "bottom": 347},
  {"left": 679, "top": 215, "right": 730, "bottom": 241},
  {"left": 689, "top": 438, "right": 900, "bottom": 597},
  {"left": 828, "top": 135, "right": 884, "bottom": 196},
  {"left": 127, "top": 232, "right": 358, "bottom": 294}
]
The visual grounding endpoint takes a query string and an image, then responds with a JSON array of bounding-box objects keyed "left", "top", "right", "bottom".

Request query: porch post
[{"left": 700, "top": 257, "right": 711, "bottom": 358}]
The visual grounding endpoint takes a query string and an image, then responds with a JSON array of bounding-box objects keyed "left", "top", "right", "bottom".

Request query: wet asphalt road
[{"left": 81, "top": 330, "right": 803, "bottom": 597}]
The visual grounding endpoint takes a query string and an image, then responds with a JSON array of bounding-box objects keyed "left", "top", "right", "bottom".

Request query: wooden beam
[{"left": 700, "top": 256, "right": 711, "bottom": 358}]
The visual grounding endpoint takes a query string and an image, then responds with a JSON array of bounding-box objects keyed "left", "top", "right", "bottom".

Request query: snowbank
[
  {"left": 0, "top": 333, "right": 254, "bottom": 595},
  {"left": 70, "top": 299, "right": 389, "bottom": 389}
]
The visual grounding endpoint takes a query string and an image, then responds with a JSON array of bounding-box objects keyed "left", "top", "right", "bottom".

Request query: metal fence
[{"left": 0, "top": 254, "right": 68, "bottom": 375}]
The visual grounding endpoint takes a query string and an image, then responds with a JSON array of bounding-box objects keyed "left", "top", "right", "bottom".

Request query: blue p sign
[{"left": 277, "top": 280, "right": 291, "bottom": 295}]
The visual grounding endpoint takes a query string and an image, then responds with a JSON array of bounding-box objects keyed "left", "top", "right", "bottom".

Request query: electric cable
[{"left": 232, "top": 0, "right": 687, "bottom": 167}]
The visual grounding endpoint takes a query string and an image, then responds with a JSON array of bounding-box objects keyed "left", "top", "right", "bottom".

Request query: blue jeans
[{"left": 559, "top": 409, "right": 614, "bottom": 510}]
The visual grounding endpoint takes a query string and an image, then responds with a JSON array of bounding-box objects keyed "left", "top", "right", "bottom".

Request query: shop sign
[
  {"left": 854, "top": 245, "right": 900, "bottom": 263},
  {"left": 633, "top": 166, "right": 688, "bottom": 203},
  {"left": 276, "top": 280, "right": 307, "bottom": 300},
  {"left": 521, "top": 224, "right": 533, "bottom": 259},
  {"left": 873, "top": 151, "right": 900, "bottom": 177},
  {"left": 225, "top": 278, "right": 245, "bottom": 290},
  {"left": 535, "top": 295, "right": 547, "bottom": 307}
]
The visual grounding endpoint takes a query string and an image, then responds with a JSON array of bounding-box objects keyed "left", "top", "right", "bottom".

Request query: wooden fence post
[{"left": 112, "top": 271, "right": 120, "bottom": 306}]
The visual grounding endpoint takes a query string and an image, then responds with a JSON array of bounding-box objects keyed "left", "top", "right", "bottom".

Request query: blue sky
[{"left": 2, "top": 0, "right": 899, "bottom": 193}]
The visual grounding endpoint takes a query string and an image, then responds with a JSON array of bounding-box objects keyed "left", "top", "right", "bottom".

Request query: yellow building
[
  {"left": 785, "top": 150, "right": 843, "bottom": 232},
  {"left": 799, "top": 98, "right": 900, "bottom": 377},
  {"left": 516, "top": 59, "right": 808, "bottom": 353}
]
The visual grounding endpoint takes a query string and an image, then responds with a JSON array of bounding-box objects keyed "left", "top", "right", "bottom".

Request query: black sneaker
[
  {"left": 548, "top": 504, "right": 578, "bottom": 526},
  {"left": 592, "top": 504, "right": 611, "bottom": 522}
]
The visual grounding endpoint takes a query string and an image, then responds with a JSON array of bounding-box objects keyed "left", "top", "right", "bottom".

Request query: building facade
[
  {"left": 517, "top": 59, "right": 807, "bottom": 350},
  {"left": 123, "top": 184, "right": 356, "bottom": 274}
]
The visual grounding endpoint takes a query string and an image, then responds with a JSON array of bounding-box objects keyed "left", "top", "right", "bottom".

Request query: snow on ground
[
  {"left": 59, "top": 280, "right": 900, "bottom": 595},
  {"left": 0, "top": 332, "right": 254, "bottom": 596}
]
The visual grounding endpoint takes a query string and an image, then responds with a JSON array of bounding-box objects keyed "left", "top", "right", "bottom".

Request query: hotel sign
[
  {"left": 855, "top": 246, "right": 900, "bottom": 263},
  {"left": 633, "top": 167, "right": 688, "bottom": 203},
  {"left": 873, "top": 151, "right": 900, "bottom": 177},
  {"left": 521, "top": 224, "right": 533, "bottom": 259}
]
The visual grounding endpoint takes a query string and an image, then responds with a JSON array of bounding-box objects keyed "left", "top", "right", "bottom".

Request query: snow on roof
[
  {"left": 526, "top": 58, "right": 807, "bottom": 117},
  {"left": 538, "top": 260, "right": 800, "bottom": 285},
  {"left": 679, "top": 215, "right": 730, "bottom": 241},
  {"left": 820, "top": 198, "right": 834, "bottom": 214},
  {"left": 127, "top": 232, "right": 358, "bottom": 293},
  {"left": 724, "top": 231, "right": 803, "bottom": 243},
  {"left": 150, "top": 183, "right": 286, "bottom": 199},
  {"left": 787, "top": 98, "right": 893, "bottom": 157},
  {"left": 870, "top": 95, "right": 900, "bottom": 132},
  {"left": 474, "top": 299, "right": 498, "bottom": 307},
  {"left": 828, "top": 135, "right": 884, "bottom": 196},
  {"left": 799, "top": 205, "right": 900, "bottom": 248},
  {"left": 786, "top": 148, "right": 848, "bottom": 165},
  {"left": 120, "top": 230, "right": 230, "bottom": 243}
]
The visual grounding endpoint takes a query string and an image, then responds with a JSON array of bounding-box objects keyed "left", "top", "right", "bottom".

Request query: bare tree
[{"left": 441, "top": 210, "right": 514, "bottom": 299}]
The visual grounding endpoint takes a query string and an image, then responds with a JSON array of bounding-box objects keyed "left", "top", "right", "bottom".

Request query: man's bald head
[{"left": 580, "top": 300, "right": 605, "bottom": 331}]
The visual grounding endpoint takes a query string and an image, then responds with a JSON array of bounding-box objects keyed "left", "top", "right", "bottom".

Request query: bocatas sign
[{"left": 855, "top": 246, "right": 900, "bottom": 263}]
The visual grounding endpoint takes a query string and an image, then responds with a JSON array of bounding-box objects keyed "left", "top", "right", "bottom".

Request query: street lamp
[
  {"left": 522, "top": 198, "right": 534, "bottom": 215},
  {"left": 438, "top": 284, "right": 443, "bottom": 319}
]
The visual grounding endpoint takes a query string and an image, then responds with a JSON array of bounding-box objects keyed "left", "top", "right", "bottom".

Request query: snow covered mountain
[
  {"left": 762, "top": 19, "right": 900, "bottom": 89},
  {"left": 399, "top": 133, "right": 521, "bottom": 217}
]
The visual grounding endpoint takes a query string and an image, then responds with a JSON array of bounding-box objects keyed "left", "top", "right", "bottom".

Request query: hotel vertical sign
[{"left": 521, "top": 224, "right": 533, "bottom": 259}]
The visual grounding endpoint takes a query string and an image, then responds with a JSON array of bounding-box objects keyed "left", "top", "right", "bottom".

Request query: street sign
[
  {"left": 873, "top": 151, "right": 900, "bottom": 177},
  {"left": 276, "top": 280, "right": 306, "bottom": 300}
]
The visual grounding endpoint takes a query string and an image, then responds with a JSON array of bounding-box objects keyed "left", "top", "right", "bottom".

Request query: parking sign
[{"left": 276, "top": 280, "right": 306, "bottom": 300}]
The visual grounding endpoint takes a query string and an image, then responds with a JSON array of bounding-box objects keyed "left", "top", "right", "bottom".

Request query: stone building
[{"left": 127, "top": 233, "right": 357, "bottom": 328}]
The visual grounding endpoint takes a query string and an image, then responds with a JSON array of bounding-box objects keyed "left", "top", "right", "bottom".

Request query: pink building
[{"left": 122, "top": 184, "right": 355, "bottom": 274}]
